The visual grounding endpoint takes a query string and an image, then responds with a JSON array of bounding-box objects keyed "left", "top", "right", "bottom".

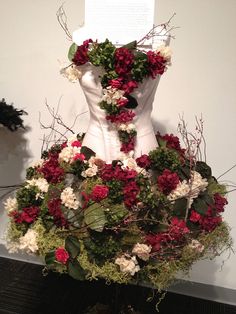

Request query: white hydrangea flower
[
  {"left": 81, "top": 164, "right": 98, "bottom": 178},
  {"left": 188, "top": 239, "right": 205, "bottom": 253},
  {"left": 19, "top": 229, "right": 39, "bottom": 253},
  {"left": 60, "top": 187, "right": 80, "bottom": 210},
  {"left": 60, "top": 64, "right": 82, "bottom": 83},
  {"left": 26, "top": 177, "right": 49, "bottom": 193},
  {"left": 4, "top": 197, "right": 18, "bottom": 213},
  {"left": 59, "top": 146, "right": 81, "bottom": 163},
  {"left": 102, "top": 87, "right": 125, "bottom": 105},
  {"left": 6, "top": 241, "right": 20, "bottom": 254},
  {"left": 156, "top": 45, "right": 172, "bottom": 63},
  {"left": 190, "top": 171, "right": 208, "bottom": 200},
  {"left": 115, "top": 255, "right": 140, "bottom": 276},
  {"left": 132, "top": 243, "right": 152, "bottom": 261},
  {"left": 167, "top": 180, "right": 190, "bottom": 201}
]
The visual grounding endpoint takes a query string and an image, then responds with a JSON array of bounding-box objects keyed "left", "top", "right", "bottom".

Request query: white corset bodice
[{"left": 80, "top": 63, "right": 161, "bottom": 163}]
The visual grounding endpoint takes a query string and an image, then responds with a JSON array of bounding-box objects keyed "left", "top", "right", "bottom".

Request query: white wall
[{"left": 0, "top": 0, "right": 236, "bottom": 298}]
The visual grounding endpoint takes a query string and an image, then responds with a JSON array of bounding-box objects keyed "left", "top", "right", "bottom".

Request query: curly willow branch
[{"left": 56, "top": 4, "right": 72, "bottom": 41}]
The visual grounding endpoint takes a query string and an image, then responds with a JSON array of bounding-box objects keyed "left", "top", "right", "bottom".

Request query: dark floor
[{"left": 0, "top": 257, "right": 235, "bottom": 314}]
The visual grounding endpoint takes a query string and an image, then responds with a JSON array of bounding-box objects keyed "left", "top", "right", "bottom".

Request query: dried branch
[{"left": 56, "top": 4, "right": 72, "bottom": 41}]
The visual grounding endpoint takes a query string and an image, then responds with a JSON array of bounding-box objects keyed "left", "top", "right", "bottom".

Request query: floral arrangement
[{"left": 4, "top": 21, "right": 232, "bottom": 298}]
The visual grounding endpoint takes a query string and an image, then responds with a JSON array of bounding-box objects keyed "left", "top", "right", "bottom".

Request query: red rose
[
  {"left": 136, "top": 154, "right": 151, "bottom": 169},
  {"left": 157, "top": 169, "right": 180, "bottom": 195},
  {"left": 114, "top": 48, "right": 134, "bottom": 75},
  {"left": 91, "top": 185, "right": 109, "bottom": 202},
  {"left": 55, "top": 247, "right": 69, "bottom": 265}
]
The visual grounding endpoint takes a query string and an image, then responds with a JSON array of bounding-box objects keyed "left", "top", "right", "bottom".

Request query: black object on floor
[{"left": 0, "top": 257, "right": 235, "bottom": 314}]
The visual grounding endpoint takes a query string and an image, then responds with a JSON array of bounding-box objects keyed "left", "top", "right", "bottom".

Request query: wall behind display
[{"left": 0, "top": 0, "right": 235, "bottom": 301}]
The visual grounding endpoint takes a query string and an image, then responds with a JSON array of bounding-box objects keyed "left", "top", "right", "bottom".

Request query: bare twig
[{"left": 56, "top": 4, "right": 72, "bottom": 41}]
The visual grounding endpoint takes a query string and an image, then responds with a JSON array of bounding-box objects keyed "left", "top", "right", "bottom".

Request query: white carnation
[
  {"left": 132, "top": 243, "right": 152, "bottom": 261},
  {"left": 121, "top": 157, "right": 147, "bottom": 176},
  {"left": 4, "top": 197, "right": 18, "bottom": 213},
  {"left": 26, "top": 177, "right": 49, "bottom": 193},
  {"left": 60, "top": 187, "right": 80, "bottom": 209},
  {"left": 118, "top": 123, "right": 136, "bottom": 134},
  {"left": 59, "top": 146, "right": 81, "bottom": 163},
  {"left": 60, "top": 64, "right": 82, "bottom": 83},
  {"left": 19, "top": 229, "right": 39, "bottom": 253},
  {"left": 115, "top": 255, "right": 140, "bottom": 276},
  {"left": 81, "top": 164, "right": 98, "bottom": 178}
]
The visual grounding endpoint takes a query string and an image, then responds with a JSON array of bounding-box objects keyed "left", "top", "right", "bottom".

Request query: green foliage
[
  {"left": 149, "top": 147, "right": 181, "bottom": 173},
  {"left": 192, "top": 192, "right": 214, "bottom": 215},
  {"left": 65, "top": 235, "right": 81, "bottom": 258},
  {"left": 131, "top": 51, "right": 149, "bottom": 82},
  {"left": 99, "top": 100, "right": 120, "bottom": 115},
  {"left": 104, "top": 203, "right": 128, "bottom": 226},
  {"left": 68, "top": 259, "right": 86, "bottom": 280},
  {"left": 195, "top": 161, "right": 212, "bottom": 179},
  {"left": 26, "top": 167, "right": 37, "bottom": 180},
  {"left": 80, "top": 146, "right": 96, "bottom": 160},
  {"left": 68, "top": 43, "right": 78, "bottom": 61},
  {"left": 106, "top": 180, "right": 124, "bottom": 203},
  {"left": 207, "top": 178, "right": 227, "bottom": 196},
  {"left": 16, "top": 186, "right": 41, "bottom": 209},
  {"left": 84, "top": 203, "right": 107, "bottom": 232},
  {"left": 88, "top": 40, "right": 116, "bottom": 70},
  {"left": 125, "top": 95, "right": 139, "bottom": 109}
]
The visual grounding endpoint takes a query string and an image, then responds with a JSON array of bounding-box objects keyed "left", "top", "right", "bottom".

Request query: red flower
[
  {"left": 169, "top": 217, "right": 190, "bottom": 240},
  {"left": 214, "top": 193, "right": 228, "bottom": 213},
  {"left": 11, "top": 206, "right": 40, "bottom": 224},
  {"left": 157, "top": 133, "right": 184, "bottom": 153},
  {"left": 55, "top": 247, "right": 69, "bottom": 265},
  {"left": 120, "top": 138, "right": 135, "bottom": 153},
  {"left": 40, "top": 154, "right": 64, "bottom": 184},
  {"left": 123, "top": 181, "right": 140, "bottom": 208},
  {"left": 121, "top": 80, "right": 138, "bottom": 94},
  {"left": 199, "top": 215, "right": 222, "bottom": 232},
  {"left": 72, "top": 39, "right": 93, "bottom": 66},
  {"left": 109, "top": 78, "right": 123, "bottom": 89},
  {"left": 73, "top": 153, "right": 85, "bottom": 162},
  {"left": 114, "top": 48, "right": 134, "bottom": 75},
  {"left": 106, "top": 110, "right": 135, "bottom": 124},
  {"left": 147, "top": 51, "right": 166, "bottom": 78},
  {"left": 48, "top": 198, "right": 68, "bottom": 228},
  {"left": 117, "top": 98, "right": 128, "bottom": 107},
  {"left": 71, "top": 140, "right": 82, "bottom": 147},
  {"left": 190, "top": 210, "right": 201, "bottom": 223},
  {"left": 136, "top": 154, "right": 151, "bottom": 169},
  {"left": 157, "top": 169, "right": 180, "bottom": 195},
  {"left": 91, "top": 185, "right": 109, "bottom": 202}
]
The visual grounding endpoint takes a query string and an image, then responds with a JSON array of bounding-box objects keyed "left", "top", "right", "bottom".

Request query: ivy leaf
[
  {"left": 45, "top": 251, "right": 55, "bottom": 265},
  {"left": 122, "top": 40, "right": 137, "bottom": 50},
  {"left": 84, "top": 203, "right": 107, "bottom": 232},
  {"left": 193, "top": 198, "right": 209, "bottom": 215},
  {"left": 125, "top": 95, "right": 138, "bottom": 109},
  {"left": 65, "top": 236, "right": 80, "bottom": 259},
  {"left": 68, "top": 43, "right": 78, "bottom": 61},
  {"left": 81, "top": 146, "right": 96, "bottom": 160},
  {"left": 68, "top": 259, "right": 86, "bottom": 281}
]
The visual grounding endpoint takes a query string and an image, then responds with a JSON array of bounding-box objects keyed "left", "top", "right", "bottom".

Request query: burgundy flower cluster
[
  {"left": 72, "top": 39, "right": 93, "bottom": 66},
  {"left": 11, "top": 206, "right": 40, "bottom": 224},
  {"left": 48, "top": 198, "right": 68, "bottom": 228},
  {"left": 39, "top": 153, "right": 64, "bottom": 184},
  {"left": 147, "top": 51, "right": 166, "bottom": 78},
  {"left": 190, "top": 193, "right": 227, "bottom": 232},
  {"left": 157, "top": 169, "right": 180, "bottom": 195},
  {"left": 114, "top": 48, "right": 134, "bottom": 76},
  {"left": 91, "top": 185, "right": 109, "bottom": 202}
]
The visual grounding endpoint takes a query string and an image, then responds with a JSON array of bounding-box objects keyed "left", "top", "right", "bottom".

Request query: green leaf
[
  {"left": 68, "top": 43, "right": 78, "bottom": 61},
  {"left": 68, "top": 259, "right": 86, "bottom": 281},
  {"left": 125, "top": 95, "right": 139, "bottom": 109},
  {"left": 173, "top": 198, "right": 188, "bottom": 217},
  {"left": 122, "top": 40, "right": 137, "bottom": 50},
  {"left": 45, "top": 251, "right": 55, "bottom": 265},
  {"left": 81, "top": 146, "right": 96, "bottom": 160},
  {"left": 84, "top": 203, "right": 107, "bottom": 232},
  {"left": 65, "top": 236, "right": 80, "bottom": 259},
  {"left": 193, "top": 198, "right": 209, "bottom": 215}
]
